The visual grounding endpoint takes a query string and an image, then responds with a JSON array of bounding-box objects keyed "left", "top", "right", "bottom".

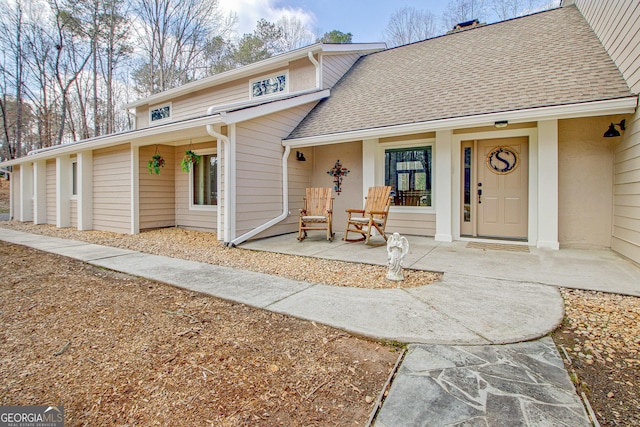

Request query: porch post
[
  {"left": 537, "top": 119, "right": 559, "bottom": 249},
  {"left": 56, "top": 156, "right": 71, "bottom": 228},
  {"left": 33, "top": 160, "right": 47, "bottom": 224},
  {"left": 19, "top": 162, "right": 33, "bottom": 222},
  {"left": 130, "top": 145, "right": 139, "bottom": 234},
  {"left": 435, "top": 130, "right": 453, "bottom": 242},
  {"left": 77, "top": 150, "right": 93, "bottom": 230}
]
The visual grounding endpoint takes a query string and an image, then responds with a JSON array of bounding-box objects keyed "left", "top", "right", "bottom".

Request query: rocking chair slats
[
  {"left": 343, "top": 186, "right": 392, "bottom": 244},
  {"left": 298, "top": 188, "right": 334, "bottom": 241}
]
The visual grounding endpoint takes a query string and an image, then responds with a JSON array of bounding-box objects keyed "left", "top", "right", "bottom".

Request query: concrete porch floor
[{"left": 241, "top": 232, "right": 640, "bottom": 297}]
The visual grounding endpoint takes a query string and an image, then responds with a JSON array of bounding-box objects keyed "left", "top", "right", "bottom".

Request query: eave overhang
[
  {"left": 283, "top": 96, "right": 638, "bottom": 148},
  {"left": 125, "top": 43, "right": 384, "bottom": 110}
]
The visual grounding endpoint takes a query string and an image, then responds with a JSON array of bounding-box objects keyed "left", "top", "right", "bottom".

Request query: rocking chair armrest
[{"left": 346, "top": 209, "right": 365, "bottom": 214}]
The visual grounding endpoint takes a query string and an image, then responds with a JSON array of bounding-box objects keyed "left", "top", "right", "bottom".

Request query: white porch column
[
  {"left": 435, "top": 130, "right": 453, "bottom": 242},
  {"left": 33, "top": 160, "right": 47, "bottom": 224},
  {"left": 224, "top": 124, "right": 237, "bottom": 242},
  {"left": 56, "top": 156, "right": 71, "bottom": 228},
  {"left": 537, "top": 119, "right": 559, "bottom": 249},
  {"left": 19, "top": 162, "right": 33, "bottom": 222},
  {"left": 77, "top": 150, "right": 93, "bottom": 230},
  {"left": 130, "top": 145, "right": 139, "bottom": 234}
]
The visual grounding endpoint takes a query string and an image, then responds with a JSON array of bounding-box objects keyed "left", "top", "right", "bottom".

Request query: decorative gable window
[
  {"left": 149, "top": 103, "right": 171, "bottom": 123},
  {"left": 250, "top": 72, "right": 287, "bottom": 98}
]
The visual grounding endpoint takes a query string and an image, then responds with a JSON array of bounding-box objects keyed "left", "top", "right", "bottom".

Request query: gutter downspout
[
  {"left": 205, "top": 116, "right": 232, "bottom": 244},
  {"left": 228, "top": 144, "right": 291, "bottom": 247},
  {"left": 308, "top": 51, "right": 320, "bottom": 89}
]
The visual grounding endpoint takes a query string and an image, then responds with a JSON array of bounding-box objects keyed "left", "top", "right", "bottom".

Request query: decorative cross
[{"left": 327, "top": 160, "right": 350, "bottom": 195}]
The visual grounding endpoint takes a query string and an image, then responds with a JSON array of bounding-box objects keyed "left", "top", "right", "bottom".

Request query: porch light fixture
[
  {"left": 603, "top": 119, "right": 626, "bottom": 138},
  {"left": 494, "top": 120, "right": 508, "bottom": 128},
  {"left": 296, "top": 151, "right": 306, "bottom": 161}
]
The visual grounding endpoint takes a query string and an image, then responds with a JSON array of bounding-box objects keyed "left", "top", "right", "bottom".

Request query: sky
[{"left": 217, "top": 0, "right": 455, "bottom": 43}]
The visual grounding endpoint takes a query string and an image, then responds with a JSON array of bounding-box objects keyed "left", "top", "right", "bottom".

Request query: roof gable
[{"left": 287, "top": 6, "right": 633, "bottom": 140}]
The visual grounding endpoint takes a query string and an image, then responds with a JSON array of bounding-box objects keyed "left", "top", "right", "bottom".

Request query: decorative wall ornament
[
  {"left": 327, "top": 160, "right": 350, "bottom": 195},
  {"left": 386, "top": 232, "right": 409, "bottom": 281},
  {"left": 486, "top": 146, "right": 519, "bottom": 175}
]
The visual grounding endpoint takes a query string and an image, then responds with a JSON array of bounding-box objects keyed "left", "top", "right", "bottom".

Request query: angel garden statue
[{"left": 386, "top": 232, "right": 409, "bottom": 281}]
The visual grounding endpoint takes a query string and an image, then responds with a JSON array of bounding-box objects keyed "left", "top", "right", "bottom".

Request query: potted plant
[
  {"left": 181, "top": 149, "right": 201, "bottom": 172},
  {"left": 147, "top": 153, "right": 165, "bottom": 174}
]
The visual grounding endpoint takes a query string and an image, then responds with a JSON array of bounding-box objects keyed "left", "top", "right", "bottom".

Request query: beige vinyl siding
[
  {"left": 288, "top": 57, "right": 317, "bottom": 92},
  {"left": 322, "top": 53, "right": 362, "bottom": 89},
  {"left": 174, "top": 142, "right": 217, "bottom": 231},
  {"left": 70, "top": 199, "right": 77, "bottom": 228},
  {"left": 93, "top": 144, "right": 131, "bottom": 233},
  {"left": 139, "top": 145, "right": 176, "bottom": 229},
  {"left": 387, "top": 213, "right": 436, "bottom": 237},
  {"left": 574, "top": 0, "right": 640, "bottom": 93},
  {"left": 12, "top": 165, "right": 20, "bottom": 218},
  {"left": 236, "top": 104, "right": 318, "bottom": 238},
  {"left": 574, "top": 1, "right": 640, "bottom": 262},
  {"left": 612, "top": 109, "right": 640, "bottom": 262},
  {"left": 46, "top": 160, "right": 56, "bottom": 224}
]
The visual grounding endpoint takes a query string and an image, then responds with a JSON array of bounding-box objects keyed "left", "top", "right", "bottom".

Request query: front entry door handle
[{"left": 477, "top": 183, "right": 483, "bottom": 204}]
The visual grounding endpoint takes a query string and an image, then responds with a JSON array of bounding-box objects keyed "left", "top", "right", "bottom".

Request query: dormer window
[
  {"left": 250, "top": 72, "right": 287, "bottom": 98},
  {"left": 150, "top": 103, "right": 171, "bottom": 123}
]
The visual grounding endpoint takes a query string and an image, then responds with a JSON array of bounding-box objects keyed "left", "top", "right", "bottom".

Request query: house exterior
[{"left": 2, "top": 2, "right": 640, "bottom": 265}]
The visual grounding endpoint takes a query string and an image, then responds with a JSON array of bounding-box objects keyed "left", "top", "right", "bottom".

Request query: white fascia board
[
  {"left": 283, "top": 97, "right": 638, "bottom": 148},
  {"left": 1, "top": 115, "right": 223, "bottom": 167},
  {"left": 221, "top": 89, "right": 330, "bottom": 124},
  {"left": 125, "top": 43, "right": 383, "bottom": 110}
]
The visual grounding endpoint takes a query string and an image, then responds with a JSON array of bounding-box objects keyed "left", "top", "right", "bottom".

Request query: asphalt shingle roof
[{"left": 286, "top": 6, "right": 633, "bottom": 140}]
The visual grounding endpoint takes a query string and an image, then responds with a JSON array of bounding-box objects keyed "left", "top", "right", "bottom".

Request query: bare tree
[
  {"left": 50, "top": 0, "right": 93, "bottom": 145},
  {"left": 385, "top": 7, "right": 437, "bottom": 47},
  {"left": 490, "top": 0, "right": 546, "bottom": 20},
  {"left": 0, "top": 0, "right": 25, "bottom": 159},
  {"left": 133, "top": 0, "right": 232, "bottom": 95},
  {"left": 276, "top": 16, "right": 314, "bottom": 52},
  {"left": 442, "top": 0, "right": 487, "bottom": 30}
]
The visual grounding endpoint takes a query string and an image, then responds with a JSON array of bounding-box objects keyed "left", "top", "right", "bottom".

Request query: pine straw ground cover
[
  {"left": 1, "top": 213, "right": 639, "bottom": 425},
  {"left": 0, "top": 243, "right": 400, "bottom": 426}
]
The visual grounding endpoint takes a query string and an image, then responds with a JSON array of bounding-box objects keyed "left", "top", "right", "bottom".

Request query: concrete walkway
[{"left": 3, "top": 229, "right": 629, "bottom": 425}]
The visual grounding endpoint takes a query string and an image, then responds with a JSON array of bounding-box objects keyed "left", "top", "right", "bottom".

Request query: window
[
  {"left": 71, "top": 161, "right": 78, "bottom": 196},
  {"left": 385, "top": 146, "right": 432, "bottom": 207},
  {"left": 150, "top": 103, "right": 171, "bottom": 123},
  {"left": 191, "top": 154, "right": 217, "bottom": 208},
  {"left": 250, "top": 72, "right": 287, "bottom": 98}
]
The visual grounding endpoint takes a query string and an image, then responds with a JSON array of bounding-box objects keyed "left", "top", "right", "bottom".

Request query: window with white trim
[
  {"left": 190, "top": 151, "right": 217, "bottom": 210},
  {"left": 250, "top": 72, "right": 287, "bottom": 98},
  {"left": 384, "top": 146, "right": 433, "bottom": 207},
  {"left": 149, "top": 103, "right": 171, "bottom": 123}
]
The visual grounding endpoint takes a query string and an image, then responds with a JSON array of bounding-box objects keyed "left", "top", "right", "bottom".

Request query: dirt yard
[
  {"left": 0, "top": 243, "right": 400, "bottom": 426},
  {"left": 0, "top": 187, "right": 639, "bottom": 425}
]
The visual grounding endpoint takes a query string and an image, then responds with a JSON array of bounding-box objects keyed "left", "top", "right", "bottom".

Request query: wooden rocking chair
[
  {"left": 298, "top": 188, "right": 334, "bottom": 241},
  {"left": 343, "top": 186, "right": 392, "bottom": 244}
]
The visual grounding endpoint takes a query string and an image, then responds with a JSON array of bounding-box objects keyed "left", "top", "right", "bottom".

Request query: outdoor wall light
[
  {"left": 296, "top": 151, "right": 306, "bottom": 161},
  {"left": 494, "top": 120, "right": 508, "bottom": 128},
  {"left": 603, "top": 119, "right": 626, "bottom": 138}
]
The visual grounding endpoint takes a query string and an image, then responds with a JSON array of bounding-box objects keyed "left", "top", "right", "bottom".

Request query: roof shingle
[{"left": 286, "top": 6, "right": 632, "bottom": 140}]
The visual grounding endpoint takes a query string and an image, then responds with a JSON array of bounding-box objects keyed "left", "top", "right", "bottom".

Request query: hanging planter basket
[
  {"left": 147, "top": 148, "right": 166, "bottom": 175},
  {"left": 181, "top": 150, "right": 201, "bottom": 173}
]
